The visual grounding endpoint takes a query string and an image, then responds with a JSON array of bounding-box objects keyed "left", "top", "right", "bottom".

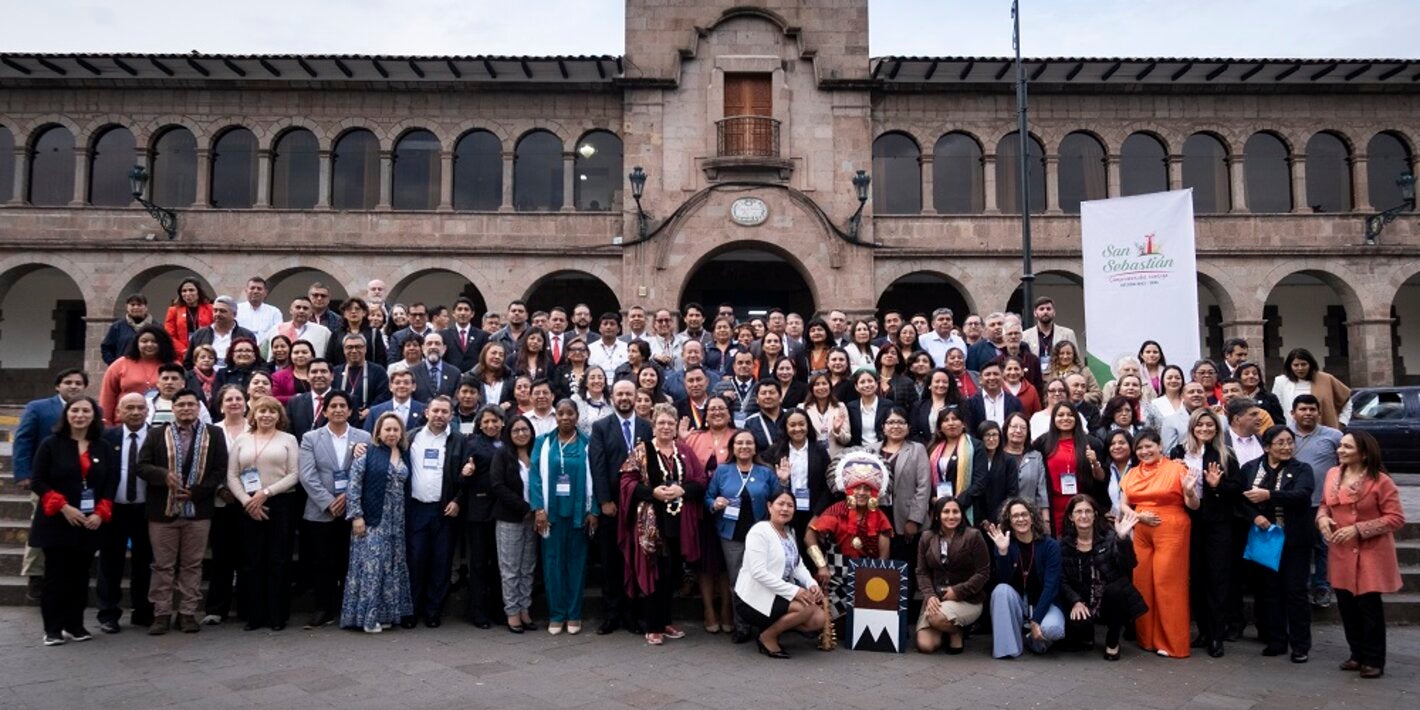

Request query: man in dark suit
[
  {"left": 744, "top": 379, "right": 788, "bottom": 454},
  {"left": 388, "top": 302, "right": 435, "bottom": 363},
  {"left": 287, "top": 358, "right": 335, "bottom": 441},
  {"left": 673, "top": 365, "right": 712, "bottom": 430},
  {"left": 966, "top": 360, "right": 1022, "bottom": 431},
  {"left": 440, "top": 297, "right": 489, "bottom": 373},
  {"left": 365, "top": 370, "right": 427, "bottom": 432},
  {"left": 96, "top": 392, "right": 156, "bottom": 633},
  {"left": 333, "top": 332, "right": 390, "bottom": 427},
  {"left": 182, "top": 296, "right": 255, "bottom": 368},
  {"left": 587, "top": 380, "right": 651, "bottom": 635},
  {"left": 403, "top": 396, "right": 469, "bottom": 628},
  {"left": 411, "top": 332, "right": 462, "bottom": 402},
  {"left": 1217, "top": 338, "right": 1250, "bottom": 380}
]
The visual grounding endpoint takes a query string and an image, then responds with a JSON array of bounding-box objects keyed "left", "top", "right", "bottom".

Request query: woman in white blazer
[{"left": 733, "top": 489, "right": 826, "bottom": 658}]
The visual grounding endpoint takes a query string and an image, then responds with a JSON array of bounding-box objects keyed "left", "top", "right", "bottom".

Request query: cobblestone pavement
[{"left": 0, "top": 608, "right": 1415, "bottom": 710}]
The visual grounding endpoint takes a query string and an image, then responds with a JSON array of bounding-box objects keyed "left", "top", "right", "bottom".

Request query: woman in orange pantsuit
[{"left": 1120, "top": 429, "right": 1200, "bottom": 658}]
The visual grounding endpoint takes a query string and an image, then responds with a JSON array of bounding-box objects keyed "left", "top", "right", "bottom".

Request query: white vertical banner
[{"left": 1080, "top": 189, "right": 1200, "bottom": 376}]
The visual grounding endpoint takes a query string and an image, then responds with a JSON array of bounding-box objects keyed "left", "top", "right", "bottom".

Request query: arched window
[
  {"left": 871, "top": 133, "right": 921, "bottom": 214},
  {"left": 0, "top": 126, "right": 13, "bottom": 201},
  {"left": 331, "top": 129, "right": 380, "bottom": 210},
  {"left": 513, "top": 130, "right": 564, "bottom": 211},
  {"left": 453, "top": 130, "right": 502, "bottom": 211},
  {"left": 1058, "top": 132, "right": 1107, "bottom": 213},
  {"left": 574, "top": 131, "right": 622, "bottom": 212},
  {"left": 996, "top": 132, "right": 1045, "bottom": 214},
  {"left": 1367, "top": 132, "right": 1413, "bottom": 211},
  {"left": 932, "top": 132, "right": 983, "bottom": 214},
  {"left": 210, "top": 127, "right": 258, "bottom": 209},
  {"left": 1120, "top": 132, "right": 1168, "bottom": 197},
  {"left": 151, "top": 127, "right": 196, "bottom": 207},
  {"left": 1304, "top": 132, "right": 1352, "bottom": 213},
  {"left": 271, "top": 129, "right": 319, "bottom": 209},
  {"left": 1182, "top": 133, "right": 1230, "bottom": 213},
  {"left": 1244, "top": 132, "right": 1292, "bottom": 212},
  {"left": 28, "top": 125, "right": 75, "bottom": 206},
  {"left": 89, "top": 126, "right": 136, "bottom": 207},
  {"left": 392, "top": 129, "right": 441, "bottom": 210}
]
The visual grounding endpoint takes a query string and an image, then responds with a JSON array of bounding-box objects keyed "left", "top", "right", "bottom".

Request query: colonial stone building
[{"left": 1, "top": 0, "right": 1417, "bottom": 400}]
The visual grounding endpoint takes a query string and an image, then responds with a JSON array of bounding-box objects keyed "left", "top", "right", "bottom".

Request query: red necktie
[
  {"left": 460, "top": 328, "right": 468, "bottom": 350},
  {"left": 553, "top": 337, "right": 561, "bottom": 363},
  {"left": 312, "top": 393, "right": 323, "bottom": 422}
]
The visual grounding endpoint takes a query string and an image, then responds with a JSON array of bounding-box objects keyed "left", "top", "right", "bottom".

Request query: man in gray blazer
[{"left": 297, "top": 391, "right": 373, "bottom": 628}]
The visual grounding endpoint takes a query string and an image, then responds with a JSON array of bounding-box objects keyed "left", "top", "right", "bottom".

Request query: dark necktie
[
  {"left": 127, "top": 432, "right": 140, "bottom": 501},
  {"left": 622, "top": 419, "right": 633, "bottom": 452}
]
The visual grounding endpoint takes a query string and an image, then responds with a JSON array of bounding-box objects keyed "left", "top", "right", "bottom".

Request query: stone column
[
  {"left": 69, "top": 146, "right": 88, "bottom": 207},
  {"left": 84, "top": 317, "right": 113, "bottom": 386},
  {"left": 192, "top": 148, "right": 211, "bottom": 207},
  {"left": 1106, "top": 155, "right": 1121, "bottom": 197},
  {"left": 1347, "top": 317, "right": 1396, "bottom": 386},
  {"left": 10, "top": 146, "right": 29, "bottom": 204},
  {"left": 376, "top": 150, "right": 392, "bottom": 210},
  {"left": 1351, "top": 156, "right": 1372, "bottom": 212},
  {"left": 1044, "top": 155, "right": 1061, "bottom": 214},
  {"left": 1228, "top": 155, "right": 1248, "bottom": 213},
  {"left": 982, "top": 154, "right": 999, "bottom": 214},
  {"left": 315, "top": 150, "right": 331, "bottom": 210},
  {"left": 500, "top": 151, "right": 515, "bottom": 212},
  {"left": 1167, "top": 155, "right": 1184, "bottom": 191},
  {"left": 1290, "top": 155, "right": 1308, "bottom": 213},
  {"left": 255, "top": 149, "right": 272, "bottom": 207},
  {"left": 437, "top": 150, "right": 455, "bottom": 211},
  {"left": 1220, "top": 319, "right": 1266, "bottom": 353},
  {"left": 561, "top": 152, "right": 576, "bottom": 212},
  {"left": 918, "top": 154, "right": 936, "bottom": 215}
]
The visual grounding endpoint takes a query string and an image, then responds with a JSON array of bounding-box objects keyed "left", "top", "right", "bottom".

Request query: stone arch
[
  {"left": 388, "top": 120, "right": 446, "bottom": 147},
  {"left": 524, "top": 270, "right": 621, "bottom": 320},
  {"left": 387, "top": 266, "right": 490, "bottom": 316},
  {"left": 676, "top": 239, "right": 820, "bottom": 318},
  {"left": 874, "top": 260, "right": 982, "bottom": 317},
  {"left": 1260, "top": 267, "right": 1363, "bottom": 382},
  {"left": 330, "top": 119, "right": 390, "bottom": 150},
  {"left": 263, "top": 118, "right": 330, "bottom": 151},
  {"left": 0, "top": 262, "right": 88, "bottom": 389},
  {"left": 19, "top": 115, "right": 82, "bottom": 146},
  {"left": 875, "top": 270, "right": 974, "bottom": 328},
  {"left": 133, "top": 117, "right": 203, "bottom": 148},
  {"left": 110, "top": 262, "right": 217, "bottom": 318},
  {"left": 1007, "top": 268, "right": 1086, "bottom": 347},
  {"left": 444, "top": 120, "right": 517, "bottom": 153},
  {"left": 264, "top": 266, "right": 352, "bottom": 313},
  {"left": 1391, "top": 269, "right": 1420, "bottom": 384}
]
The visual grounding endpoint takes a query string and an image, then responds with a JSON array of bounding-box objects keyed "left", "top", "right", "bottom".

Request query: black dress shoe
[
  {"left": 470, "top": 618, "right": 492, "bottom": 630},
  {"left": 506, "top": 622, "right": 525, "bottom": 634},
  {"left": 243, "top": 622, "right": 264, "bottom": 631},
  {"left": 99, "top": 621, "right": 122, "bottom": 635},
  {"left": 757, "top": 639, "right": 790, "bottom": 659},
  {"left": 270, "top": 623, "right": 286, "bottom": 632},
  {"left": 399, "top": 617, "right": 417, "bottom": 629},
  {"left": 597, "top": 619, "right": 620, "bottom": 635},
  {"left": 730, "top": 628, "right": 753, "bottom": 644},
  {"left": 424, "top": 616, "right": 442, "bottom": 629},
  {"left": 1261, "top": 646, "right": 1286, "bottom": 657},
  {"left": 1103, "top": 647, "right": 1121, "bottom": 661},
  {"left": 1191, "top": 637, "right": 1210, "bottom": 649},
  {"left": 1208, "top": 640, "right": 1225, "bottom": 658},
  {"left": 624, "top": 619, "right": 643, "bottom": 635}
]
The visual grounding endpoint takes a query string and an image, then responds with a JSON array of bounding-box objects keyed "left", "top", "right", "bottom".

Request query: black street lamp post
[
  {"left": 128, "top": 165, "right": 178, "bottom": 240},
  {"left": 1363, "top": 170, "right": 1416, "bottom": 246}
]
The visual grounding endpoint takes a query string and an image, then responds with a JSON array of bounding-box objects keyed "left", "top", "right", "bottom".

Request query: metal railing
[{"left": 716, "top": 115, "right": 780, "bottom": 158}]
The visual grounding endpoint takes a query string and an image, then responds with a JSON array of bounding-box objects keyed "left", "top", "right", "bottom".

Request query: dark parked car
[{"left": 1346, "top": 387, "right": 1420, "bottom": 474}]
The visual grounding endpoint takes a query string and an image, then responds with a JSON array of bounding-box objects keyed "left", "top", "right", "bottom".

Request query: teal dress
[{"left": 529, "top": 429, "right": 594, "bottom": 623}]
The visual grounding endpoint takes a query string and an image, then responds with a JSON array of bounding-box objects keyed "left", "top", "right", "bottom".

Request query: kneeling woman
[
  {"left": 734, "top": 488, "right": 828, "bottom": 658},
  {"left": 1059, "top": 495, "right": 1147, "bottom": 660},
  {"left": 914, "top": 496, "right": 990, "bottom": 654},
  {"left": 985, "top": 498, "right": 1065, "bottom": 658}
]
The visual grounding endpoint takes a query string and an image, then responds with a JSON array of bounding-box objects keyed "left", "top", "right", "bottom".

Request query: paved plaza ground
[{"left": 0, "top": 607, "right": 1414, "bottom": 710}]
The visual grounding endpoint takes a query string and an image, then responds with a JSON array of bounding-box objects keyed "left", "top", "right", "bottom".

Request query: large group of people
[{"left": 10, "top": 276, "right": 1406, "bottom": 679}]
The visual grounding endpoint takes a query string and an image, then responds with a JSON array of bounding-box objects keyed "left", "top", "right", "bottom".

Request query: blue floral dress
[{"left": 341, "top": 453, "right": 413, "bottom": 629}]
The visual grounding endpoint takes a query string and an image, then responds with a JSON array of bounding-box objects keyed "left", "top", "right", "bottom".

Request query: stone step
[
  {"left": 1397, "top": 539, "right": 1420, "bottom": 566},
  {"left": 0, "top": 520, "right": 28, "bottom": 545},
  {"left": 0, "top": 493, "right": 32, "bottom": 519}
]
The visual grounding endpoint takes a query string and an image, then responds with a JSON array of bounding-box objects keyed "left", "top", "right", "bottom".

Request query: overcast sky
[{"left": 8, "top": 0, "right": 1418, "bottom": 58}]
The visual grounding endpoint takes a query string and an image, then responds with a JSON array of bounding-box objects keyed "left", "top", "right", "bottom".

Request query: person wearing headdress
[{"left": 804, "top": 450, "right": 894, "bottom": 617}]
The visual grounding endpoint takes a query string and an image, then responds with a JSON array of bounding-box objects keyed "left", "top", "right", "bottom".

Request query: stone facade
[{"left": 0, "top": 0, "right": 1418, "bottom": 399}]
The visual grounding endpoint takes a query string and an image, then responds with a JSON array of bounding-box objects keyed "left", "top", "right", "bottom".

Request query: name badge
[
  {"left": 555, "top": 474, "right": 571, "bottom": 497},
  {"left": 79, "top": 487, "right": 96, "bottom": 514},
  {"left": 240, "top": 467, "right": 262, "bottom": 494},
  {"left": 459, "top": 421, "right": 475, "bottom": 436},
  {"left": 333, "top": 469, "right": 349, "bottom": 493},
  {"left": 1061, "top": 473, "right": 1078, "bottom": 496},
  {"left": 793, "top": 487, "right": 810, "bottom": 512},
  {"left": 732, "top": 412, "right": 748, "bottom": 429},
  {"left": 422, "top": 448, "right": 441, "bottom": 471},
  {"left": 723, "top": 502, "right": 741, "bottom": 521},
  {"left": 937, "top": 481, "right": 954, "bottom": 499}
]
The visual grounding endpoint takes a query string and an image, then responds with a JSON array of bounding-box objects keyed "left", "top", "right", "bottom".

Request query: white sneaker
[
  {"left": 42, "top": 634, "right": 66, "bottom": 647},
  {"left": 200, "top": 614, "right": 223, "bottom": 626},
  {"left": 363, "top": 624, "right": 383, "bottom": 634}
]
